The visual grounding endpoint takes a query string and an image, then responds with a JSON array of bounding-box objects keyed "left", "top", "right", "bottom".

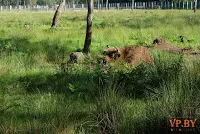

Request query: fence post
[
  {"left": 151, "top": 2, "right": 153, "bottom": 9},
  {"left": 135, "top": 2, "right": 136, "bottom": 9},
  {"left": 167, "top": 1, "right": 168, "bottom": 9},
  {"left": 174, "top": 2, "right": 176, "bottom": 9},
  {"left": 171, "top": 2, "right": 173, "bottom": 9},
  {"left": 0, "top": 6, "right": 2, "bottom": 12},
  {"left": 45, "top": 5, "right": 48, "bottom": 11},
  {"left": 9, "top": 5, "right": 12, "bottom": 11},
  {"left": 191, "top": 1, "right": 193, "bottom": 9},
  {"left": 183, "top": 1, "right": 184, "bottom": 9},
  {"left": 117, "top": 3, "right": 119, "bottom": 10},
  {"left": 179, "top": 1, "right": 180, "bottom": 9},
  {"left": 186, "top": 1, "right": 188, "bottom": 9},
  {"left": 73, "top": 3, "right": 75, "bottom": 9}
]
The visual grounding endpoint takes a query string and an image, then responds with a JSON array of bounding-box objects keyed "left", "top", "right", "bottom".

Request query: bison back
[{"left": 122, "top": 46, "right": 154, "bottom": 67}]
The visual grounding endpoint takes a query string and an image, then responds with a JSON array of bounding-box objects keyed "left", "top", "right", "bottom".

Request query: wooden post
[
  {"left": 9, "top": 5, "right": 12, "bottom": 11},
  {"left": 46, "top": 5, "right": 49, "bottom": 11},
  {"left": 83, "top": 0, "right": 93, "bottom": 54},
  {"left": 51, "top": 1, "right": 65, "bottom": 27},
  {"left": 117, "top": 3, "right": 120, "bottom": 10},
  {"left": 73, "top": 3, "right": 75, "bottom": 9},
  {"left": 172, "top": 2, "right": 173, "bottom": 9}
]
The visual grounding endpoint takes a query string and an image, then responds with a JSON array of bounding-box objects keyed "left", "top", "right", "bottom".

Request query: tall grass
[{"left": 0, "top": 10, "right": 200, "bottom": 133}]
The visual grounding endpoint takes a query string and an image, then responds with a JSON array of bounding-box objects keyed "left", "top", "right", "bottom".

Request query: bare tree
[
  {"left": 193, "top": 0, "right": 197, "bottom": 13},
  {"left": 51, "top": 1, "right": 65, "bottom": 27},
  {"left": 83, "top": 0, "right": 93, "bottom": 54}
]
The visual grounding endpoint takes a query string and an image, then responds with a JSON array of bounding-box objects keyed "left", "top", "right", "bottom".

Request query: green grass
[{"left": 0, "top": 10, "right": 200, "bottom": 133}]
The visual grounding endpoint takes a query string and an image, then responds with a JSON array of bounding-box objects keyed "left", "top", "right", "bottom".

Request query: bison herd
[{"left": 69, "top": 37, "right": 200, "bottom": 69}]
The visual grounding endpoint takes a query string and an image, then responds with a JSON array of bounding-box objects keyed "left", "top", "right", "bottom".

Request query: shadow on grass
[
  {"left": 0, "top": 36, "right": 76, "bottom": 63},
  {"left": 18, "top": 52, "right": 185, "bottom": 101},
  {"left": 18, "top": 71, "right": 99, "bottom": 102}
]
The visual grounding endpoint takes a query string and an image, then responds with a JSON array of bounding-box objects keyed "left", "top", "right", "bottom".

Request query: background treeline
[
  {"left": 0, "top": 0, "right": 194, "bottom": 6},
  {"left": 0, "top": 0, "right": 89, "bottom": 6}
]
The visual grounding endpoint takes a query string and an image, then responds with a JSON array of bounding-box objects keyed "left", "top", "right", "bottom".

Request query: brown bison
[
  {"left": 152, "top": 37, "right": 200, "bottom": 55},
  {"left": 153, "top": 5, "right": 161, "bottom": 9},
  {"left": 152, "top": 37, "right": 182, "bottom": 53},
  {"left": 103, "top": 45, "right": 154, "bottom": 67}
]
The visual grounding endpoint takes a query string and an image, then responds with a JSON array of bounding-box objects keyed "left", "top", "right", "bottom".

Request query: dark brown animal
[
  {"left": 152, "top": 37, "right": 182, "bottom": 53},
  {"left": 103, "top": 45, "right": 154, "bottom": 67},
  {"left": 153, "top": 5, "right": 160, "bottom": 9},
  {"left": 152, "top": 37, "right": 200, "bottom": 55}
]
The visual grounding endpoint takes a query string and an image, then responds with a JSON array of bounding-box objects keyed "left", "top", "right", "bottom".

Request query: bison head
[
  {"left": 102, "top": 45, "right": 121, "bottom": 65},
  {"left": 153, "top": 38, "right": 163, "bottom": 45}
]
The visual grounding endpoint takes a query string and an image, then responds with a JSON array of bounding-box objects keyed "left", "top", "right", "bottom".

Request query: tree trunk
[
  {"left": 132, "top": 0, "right": 134, "bottom": 9},
  {"left": 29, "top": 0, "right": 32, "bottom": 6},
  {"left": 106, "top": 0, "right": 108, "bottom": 10},
  {"left": 83, "top": 0, "right": 93, "bottom": 54},
  {"left": 193, "top": 0, "right": 197, "bottom": 13},
  {"left": 51, "top": 1, "right": 65, "bottom": 27},
  {"left": 97, "top": 0, "right": 99, "bottom": 10},
  {"left": 16, "top": 0, "right": 20, "bottom": 8}
]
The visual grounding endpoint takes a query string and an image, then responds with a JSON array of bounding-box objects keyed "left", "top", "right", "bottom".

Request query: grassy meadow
[{"left": 0, "top": 10, "right": 200, "bottom": 133}]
